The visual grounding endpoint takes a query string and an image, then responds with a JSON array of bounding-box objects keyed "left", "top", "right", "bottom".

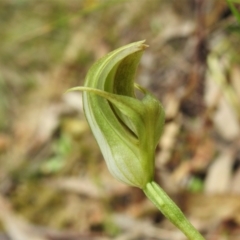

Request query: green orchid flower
[
  {"left": 67, "top": 40, "right": 205, "bottom": 240},
  {"left": 69, "top": 40, "right": 165, "bottom": 189}
]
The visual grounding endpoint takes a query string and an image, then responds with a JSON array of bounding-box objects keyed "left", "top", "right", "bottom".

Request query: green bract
[{"left": 68, "top": 40, "right": 165, "bottom": 189}]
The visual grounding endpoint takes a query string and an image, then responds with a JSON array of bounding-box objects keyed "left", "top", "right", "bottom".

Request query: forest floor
[{"left": 0, "top": 0, "right": 240, "bottom": 239}]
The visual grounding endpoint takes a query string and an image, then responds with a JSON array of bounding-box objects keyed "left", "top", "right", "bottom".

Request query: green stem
[
  {"left": 227, "top": 0, "right": 240, "bottom": 24},
  {"left": 143, "top": 181, "right": 205, "bottom": 240}
]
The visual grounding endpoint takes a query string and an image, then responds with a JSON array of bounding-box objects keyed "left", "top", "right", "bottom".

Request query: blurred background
[{"left": 0, "top": 0, "right": 240, "bottom": 239}]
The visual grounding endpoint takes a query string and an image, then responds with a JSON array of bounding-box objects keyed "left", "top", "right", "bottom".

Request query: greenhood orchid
[{"left": 68, "top": 40, "right": 165, "bottom": 189}]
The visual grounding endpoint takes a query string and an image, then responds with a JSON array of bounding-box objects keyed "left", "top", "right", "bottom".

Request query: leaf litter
[{"left": 0, "top": 0, "right": 240, "bottom": 239}]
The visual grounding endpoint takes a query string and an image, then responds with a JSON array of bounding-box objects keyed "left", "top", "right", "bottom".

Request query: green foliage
[
  {"left": 227, "top": 0, "right": 240, "bottom": 23},
  {"left": 0, "top": 77, "right": 9, "bottom": 130},
  {"left": 41, "top": 134, "right": 72, "bottom": 174},
  {"left": 188, "top": 177, "right": 204, "bottom": 193}
]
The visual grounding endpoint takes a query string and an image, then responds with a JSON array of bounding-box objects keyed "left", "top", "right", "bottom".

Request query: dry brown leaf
[
  {"left": 0, "top": 134, "right": 11, "bottom": 153},
  {"left": 206, "top": 55, "right": 240, "bottom": 141},
  {"left": 156, "top": 121, "right": 180, "bottom": 167},
  {"left": 0, "top": 195, "right": 47, "bottom": 240},
  {"left": 185, "top": 193, "right": 240, "bottom": 230},
  {"left": 230, "top": 168, "right": 240, "bottom": 194},
  {"left": 214, "top": 98, "right": 240, "bottom": 140},
  {"left": 0, "top": 194, "right": 109, "bottom": 240},
  {"left": 113, "top": 213, "right": 187, "bottom": 240},
  {"left": 170, "top": 138, "right": 215, "bottom": 188},
  {"left": 231, "top": 66, "right": 240, "bottom": 101},
  {"left": 152, "top": 8, "right": 195, "bottom": 46},
  {"left": 204, "top": 149, "right": 234, "bottom": 194},
  {"left": 47, "top": 177, "right": 102, "bottom": 199}
]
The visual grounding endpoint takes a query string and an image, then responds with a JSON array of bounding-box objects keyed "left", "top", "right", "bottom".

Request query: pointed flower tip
[
  {"left": 137, "top": 40, "right": 149, "bottom": 50},
  {"left": 141, "top": 44, "right": 149, "bottom": 50}
]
